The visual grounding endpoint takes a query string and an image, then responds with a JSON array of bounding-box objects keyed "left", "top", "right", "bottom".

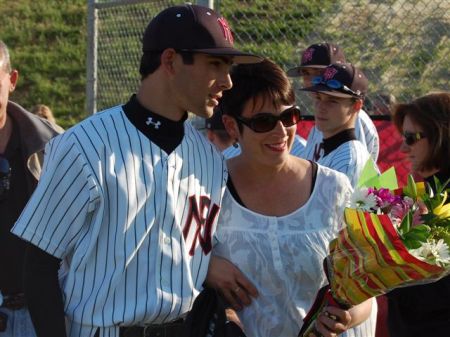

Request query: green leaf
[
  {"left": 403, "top": 239, "right": 423, "bottom": 250},
  {"left": 404, "top": 174, "right": 418, "bottom": 199},
  {"left": 399, "top": 211, "right": 412, "bottom": 235}
]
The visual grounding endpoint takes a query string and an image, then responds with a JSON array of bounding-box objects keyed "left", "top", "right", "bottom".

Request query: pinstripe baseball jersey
[
  {"left": 11, "top": 105, "right": 227, "bottom": 337},
  {"left": 302, "top": 109, "right": 379, "bottom": 162},
  {"left": 317, "top": 139, "right": 371, "bottom": 187},
  {"left": 221, "top": 134, "right": 306, "bottom": 159}
]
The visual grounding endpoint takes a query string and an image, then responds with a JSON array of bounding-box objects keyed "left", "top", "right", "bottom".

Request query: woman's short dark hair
[
  {"left": 139, "top": 50, "right": 194, "bottom": 79},
  {"left": 221, "top": 59, "right": 295, "bottom": 132},
  {"left": 392, "top": 92, "right": 450, "bottom": 173}
]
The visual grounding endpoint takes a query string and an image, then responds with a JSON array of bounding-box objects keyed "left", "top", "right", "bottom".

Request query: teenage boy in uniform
[
  {"left": 300, "top": 63, "right": 376, "bottom": 187},
  {"left": 288, "top": 43, "right": 379, "bottom": 162}
]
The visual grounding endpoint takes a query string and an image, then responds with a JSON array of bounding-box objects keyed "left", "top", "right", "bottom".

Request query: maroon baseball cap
[
  {"left": 287, "top": 43, "right": 346, "bottom": 77},
  {"left": 301, "top": 63, "right": 368, "bottom": 98},
  {"left": 142, "top": 4, "right": 262, "bottom": 64}
]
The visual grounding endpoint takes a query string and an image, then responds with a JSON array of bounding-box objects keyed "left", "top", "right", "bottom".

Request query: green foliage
[
  {"left": 1, "top": 0, "right": 87, "bottom": 129},
  {"left": 1, "top": 0, "right": 448, "bottom": 127}
]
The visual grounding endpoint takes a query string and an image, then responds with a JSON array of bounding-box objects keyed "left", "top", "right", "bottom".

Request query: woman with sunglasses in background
[
  {"left": 205, "top": 59, "right": 373, "bottom": 337},
  {"left": 387, "top": 91, "right": 450, "bottom": 337}
]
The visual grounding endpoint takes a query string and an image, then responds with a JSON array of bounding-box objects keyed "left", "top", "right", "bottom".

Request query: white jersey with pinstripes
[
  {"left": 301, "top": 109, "right": 379, "bottom": 162},
  {"left": 317, "top": 140, "right": 371, "bottom": 187},
  {"left": 11, "top": 105, "right": 227, "bottom": 337}
]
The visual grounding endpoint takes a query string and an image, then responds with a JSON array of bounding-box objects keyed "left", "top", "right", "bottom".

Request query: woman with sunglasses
[
  {"left": 387, "top": 91, "right": 450, "bottom": 337},
  {"left": 206, "top": 59, "right": 373, "bottom": 337}
]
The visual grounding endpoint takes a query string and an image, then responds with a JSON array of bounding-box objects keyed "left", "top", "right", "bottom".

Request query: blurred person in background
[
  {"left": 387, "top": 91, "right": 450, "bottom": 337},
  {"left": 30, "top": 104, "right": 56, "bottom": 124},
  {"left": 0, "top": 40, "right": 61, "bottom": 337}
]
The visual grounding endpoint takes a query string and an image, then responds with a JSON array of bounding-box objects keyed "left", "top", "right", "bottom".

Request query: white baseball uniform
[
  {"left": 12, "top": 101, "right": 227, "bottom": 337},
  {"left": 302, "top": 109, "right": 379, "bottom": 162}
]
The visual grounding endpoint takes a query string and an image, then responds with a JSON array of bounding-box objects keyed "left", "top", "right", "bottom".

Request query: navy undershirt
[
  {"left": 322, "top": 128, "right": 357, "bottom": 157},
  {"left": 122, "top": 94, "right": 188, "bottom": 154}
]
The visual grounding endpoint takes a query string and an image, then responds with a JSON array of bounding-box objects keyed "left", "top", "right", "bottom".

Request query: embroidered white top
[{"left": 213, "top": 165, "right": 353, "bottom": 337}]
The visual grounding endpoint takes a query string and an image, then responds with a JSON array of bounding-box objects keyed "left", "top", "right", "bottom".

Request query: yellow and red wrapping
[{"left": 328, "top": 208, "right": 445, "bottom": 306}]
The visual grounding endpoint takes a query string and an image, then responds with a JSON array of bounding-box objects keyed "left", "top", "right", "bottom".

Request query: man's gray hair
[{"left": 0, "top": 40, "right": 11, "bottom": 73}]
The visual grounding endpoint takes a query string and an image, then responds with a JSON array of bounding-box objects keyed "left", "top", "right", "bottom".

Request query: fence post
[
  {"left": 86, "top": 0, "right": 98, "bottom": 115},
  {"left": 196, "top": 0, "right": 214, "bottom": 9}
]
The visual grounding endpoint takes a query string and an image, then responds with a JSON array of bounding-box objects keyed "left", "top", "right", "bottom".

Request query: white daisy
[
  {"left": 350, "top": 187, "right": 378, "bottom": 211},
  {"left": 409, "top": 239, "right": 450, "bottom": 267}
]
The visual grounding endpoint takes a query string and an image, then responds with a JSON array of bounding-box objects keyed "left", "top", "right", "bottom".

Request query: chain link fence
[{"left": 88, "top": 0, "right": 449, "bottom": 115}]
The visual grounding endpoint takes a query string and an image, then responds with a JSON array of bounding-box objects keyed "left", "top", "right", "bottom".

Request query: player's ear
[
  {"left": 222, "top": 114, "right": 240, "bottom": 139},
  {"left": 352, "top": 98, "right": 363, "bottom": 112},
  {"left": 160, "top": 48, "right": 177, "bottom": 75}
]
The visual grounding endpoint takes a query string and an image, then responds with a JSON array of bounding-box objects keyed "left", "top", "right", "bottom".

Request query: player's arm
[
  {"left": 205, "top": 255, "right": 258, "bottom": 310},
  {"left": 24, "top": 244, "right": 67, "bottom": 337}
]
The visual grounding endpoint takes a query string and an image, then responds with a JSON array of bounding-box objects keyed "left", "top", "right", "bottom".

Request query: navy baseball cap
[
  {"left": 301, "top": 63, "right": 368, "bottom": 99},
  {"left": 142, "top": 4, "right": 263, "bottom": 64},
  {"left": 287, "top": 43, "right": 346, "bottom": 77}
]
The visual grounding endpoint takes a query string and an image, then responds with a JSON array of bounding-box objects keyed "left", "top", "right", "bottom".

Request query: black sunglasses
[
  {"left": 0, "top": 156, "right": 11, "bottom": 200},
  {"left": 233, "top": 106, "right": 302, "bottom": 133},
  {"left": 402, "top": 131, "right": 426, "bottom": 146}
]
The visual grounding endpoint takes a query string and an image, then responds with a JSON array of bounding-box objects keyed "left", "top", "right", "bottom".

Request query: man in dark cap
[
  {"left": 11, "top": 4, "right": 262, "bottom": 337},
  {"left": 288, "top": 43, "right": 379, "bottom": 163}
]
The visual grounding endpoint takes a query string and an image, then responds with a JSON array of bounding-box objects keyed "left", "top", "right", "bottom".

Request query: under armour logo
[{"left": 146, "top": 117, "right": 161, "bottom": 129}]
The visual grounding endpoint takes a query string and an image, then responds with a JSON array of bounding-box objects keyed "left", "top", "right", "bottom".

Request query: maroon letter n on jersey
[{"left": 183, "top": 195, "right": 220, "bottom": 256}]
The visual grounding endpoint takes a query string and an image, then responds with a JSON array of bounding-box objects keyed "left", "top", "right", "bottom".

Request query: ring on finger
[{"left": 234, "top": 286, "right": 241, "bottom": 293}]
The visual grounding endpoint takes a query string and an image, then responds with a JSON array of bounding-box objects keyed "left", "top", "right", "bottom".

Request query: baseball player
[
  {"left": 11, "top": 4, "right": 261, "bottom": 337},
  {"left": 300, "top": 63, "right": 378, "bottom": 337},
  {"left": 287, "top": 42, "right": 380, "bottom": 162}
]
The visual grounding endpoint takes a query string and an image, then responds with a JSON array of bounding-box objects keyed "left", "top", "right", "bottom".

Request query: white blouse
[{"left": 213, "top": 165, "right": 353, "bottom": 337}]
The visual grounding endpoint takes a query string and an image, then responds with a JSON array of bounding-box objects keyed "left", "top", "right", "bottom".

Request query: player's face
[
  {"left": 399, "top": 115, "right": 430, "bottom": 175},
  {"left": 301, "top": 68, "right": 323, "bottom": 87},
  {"left": 173, "top": 53, "right": 233, "bottom": 119},
  {"left": 236, "top": 97, "right": 296, "bottom": 166},
  {"left": 312, "top": 92, "right": 358, "bottom": 139}
]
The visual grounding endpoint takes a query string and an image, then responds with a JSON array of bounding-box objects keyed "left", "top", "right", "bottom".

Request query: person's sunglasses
[
  {"left": 403, "top": 131, "right": 426, "bottom": 146},
  {"left": 233, "top": 106, "right": 302, "bottom": 133},
  {"left": 312, "top": 76, "right": 361, "bottom": 97},
  {"left": 0, "top": 156, "right": 11, "bottom": 200}
]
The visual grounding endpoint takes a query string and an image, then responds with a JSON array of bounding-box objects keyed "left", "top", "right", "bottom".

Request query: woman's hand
[
  {"left": 206, "top": 255, "right": 258, "bottom": 310},
  {"left": 309, "top": 298, "right": 372, "bottom": 337}
]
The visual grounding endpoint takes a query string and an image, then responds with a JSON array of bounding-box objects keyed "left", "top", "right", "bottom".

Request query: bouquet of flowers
[{"left": 298, "top": 160, "right": 450, "bottom": 337}]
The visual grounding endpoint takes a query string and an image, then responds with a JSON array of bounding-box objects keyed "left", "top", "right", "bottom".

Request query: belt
[
  {"left": 119, "top": 319, "right": 184, "bottom": 337},
  {"left": 1, "top": 293, "right": 26, "bottom": 310}
]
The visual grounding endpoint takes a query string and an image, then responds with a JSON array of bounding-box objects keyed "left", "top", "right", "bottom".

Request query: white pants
[{"left": 0, "top": 307, "right": 37, "bottom": 337}]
